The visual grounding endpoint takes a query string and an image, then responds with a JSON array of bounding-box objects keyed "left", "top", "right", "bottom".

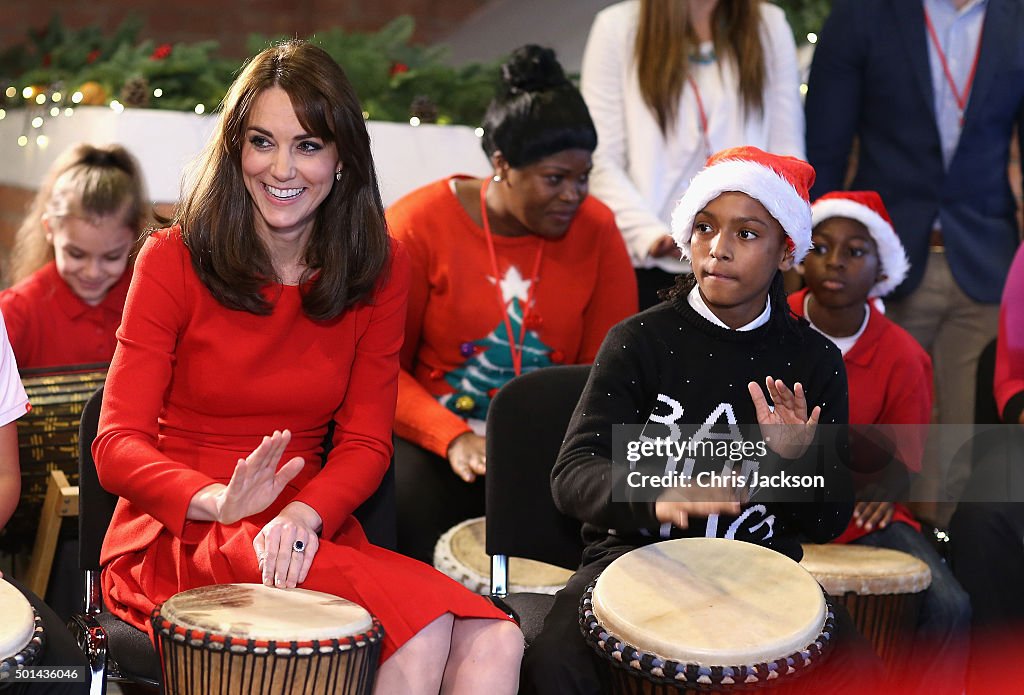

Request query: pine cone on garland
[
  {"left": 410, "top": 95, "right": 438, "bottom": 124},
  {"left": 120, "top": 75, "right": 150, "bottom": 108}
]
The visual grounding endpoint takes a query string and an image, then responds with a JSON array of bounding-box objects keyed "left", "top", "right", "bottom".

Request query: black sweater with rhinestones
[{"left": 552, "top": 294, "right": 853, "bottom": 562}]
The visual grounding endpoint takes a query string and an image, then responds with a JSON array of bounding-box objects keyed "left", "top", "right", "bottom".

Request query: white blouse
[{"left": 581, "top": 0, "right": 806, "bottom": 272}]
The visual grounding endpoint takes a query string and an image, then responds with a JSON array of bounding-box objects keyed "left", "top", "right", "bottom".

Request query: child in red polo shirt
[
  {"left": 1, "top": 143, "right": 149, "bottom": 369},
  {"left": 789, "top": 191, "right": 970, "bottom": 695}
]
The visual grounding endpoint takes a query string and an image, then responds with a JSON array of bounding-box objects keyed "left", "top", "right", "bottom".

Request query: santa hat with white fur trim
[
  {"left": 811, "top": 190, "right": 909, "bottom": 298},
  {"left": 671, "top": 146, "right": 815, "bottom": 263}
]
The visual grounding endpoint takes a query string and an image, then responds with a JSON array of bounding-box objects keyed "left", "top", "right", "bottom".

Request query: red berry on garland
[
  {"left": 86, "top": 49, "right": 101, "bottom": 64},
  {"left": 390, "top": 62, "right": 409, "bottom": 77},
  {"left": 151, "top": 44, "right": 173, "bottom": 60}
]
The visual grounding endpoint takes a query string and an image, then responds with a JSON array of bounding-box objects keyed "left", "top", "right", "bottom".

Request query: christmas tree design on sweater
[{"left": 439, "top": 265, "right": 554, "bottom": 422}]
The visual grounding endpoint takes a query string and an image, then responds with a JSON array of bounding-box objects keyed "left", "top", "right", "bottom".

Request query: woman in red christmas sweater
[
  {"left": 386, "top": 45, "right": 638, "bottom": 563},
  {"left": 1, "top": 143, "right": 148, "bottom": 369},
  {"left": 94, "top": 40, "right": 522, "bottom": 694}
]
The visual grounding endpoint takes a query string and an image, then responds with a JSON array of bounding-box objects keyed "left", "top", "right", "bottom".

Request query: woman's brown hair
[
  {"left": 634, "top": 0, "right": 766, "bottom": 135},
  {"left": 7, "top": 143, "right": 149, "bottom": 285},
  {"left": 175, "top": 39, "right": 390, "bottom": 320}
]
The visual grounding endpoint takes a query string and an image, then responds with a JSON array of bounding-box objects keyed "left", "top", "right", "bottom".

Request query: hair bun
[
  {"left": 78, "top": 145, "right": 135, "bottom": 174},
  {"left": 501, "top": 44, "right": 569, "bottom": 95}
]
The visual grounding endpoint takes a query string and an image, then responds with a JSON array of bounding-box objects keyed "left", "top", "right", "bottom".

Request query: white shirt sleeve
[
  {"left": 760, "top": 4, "right": 806, "bottom": 159},
  {"left": 0, "top": 311, "right": 29, "bottom": 427},
  {"left": 581, "top": 4, "right": 673, "bottom": 265}
]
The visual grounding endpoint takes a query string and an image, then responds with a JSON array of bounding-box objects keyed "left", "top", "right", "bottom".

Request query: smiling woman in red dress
[{"left": 93, "top": 40, "right": 522, "bottom": 694}]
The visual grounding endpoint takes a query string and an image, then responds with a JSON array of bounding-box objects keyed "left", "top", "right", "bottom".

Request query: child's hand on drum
[
  {"left": 216, "top": 430, "right": 305, "bottom": 525},
  {"left": 853, "top": 501, "right": 894, "bottom": 531},
  {"left": 747, "top": 377, "right": 820, "bottom": 459},
  {"left": 254, "top": 501, "right": 323, "bottom": 589},
  {"left": 654, "top": 485, "right": 742, "bottom": 529}
]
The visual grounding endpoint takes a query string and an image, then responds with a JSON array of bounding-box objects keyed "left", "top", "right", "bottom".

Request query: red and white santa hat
[
  {"left": 671, "top": 146, "right": 815, "bottom": 263},
  {"left": 810, "top": 190, "right": 909, "bottom": 298}
]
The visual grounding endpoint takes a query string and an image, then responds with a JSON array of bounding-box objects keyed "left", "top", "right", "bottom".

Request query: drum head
[
  {"left": 0, "top": 580, "right": 35, "bottom": 660},
  {"left": 434, "top": 517, "right": 573, "bottom": 594},
  {"left": 592, "top": 538, "right": 826, "bottom": 666},
  {"left": 799, "top": 544, "right": 932, "bottom": 596},
  {"left": 159, "top": 584, "right": 373, "bottom": 642}
]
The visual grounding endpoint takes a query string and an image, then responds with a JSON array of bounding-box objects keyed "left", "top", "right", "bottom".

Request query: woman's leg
[
  {"left": 373, "top": 613, "right": 522, "bottom": 695},
  {"left": 441, "top": 618, "right": 524, "bottom": 695},
  {"left": 374, "top": 613, "right": 453, "bottom": 695}
]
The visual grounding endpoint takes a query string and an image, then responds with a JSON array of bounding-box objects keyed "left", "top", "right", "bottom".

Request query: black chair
[
  {"left": 484, "top": 365, "right": 589, "bottom": 644},
  {"left": 69, "top": 385, "right": 160, "bottom": 694},
  {"left": 69, "top": 385, "right": 399, "bottom": 694},
  {"left": 974, "top": 338, "right": 999, "bottom": 425}
]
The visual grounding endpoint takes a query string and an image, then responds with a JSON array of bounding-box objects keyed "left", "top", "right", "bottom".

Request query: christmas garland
[
  {"left": 0, "top": 15, "right": 502, "bottom": 126},
  {"left": 0, "top": 3, "right": 829, "bottom": 126}
]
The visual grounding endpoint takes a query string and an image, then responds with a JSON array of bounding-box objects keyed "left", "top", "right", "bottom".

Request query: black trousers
[
  {"left": 4, "top": 576, "right": 89, "bottom": 695},
  {"left": 949, "top": 427, "right": 1024, "bottom": 629},
  {"left": 521, "top": 542, "right": 887, "bottom": 695},
  {"left": 948, "top": 438, "right": 1024, "bottom": 693},
  {"left": 393, "top": 436, "right": 485, "bottom": 564}
]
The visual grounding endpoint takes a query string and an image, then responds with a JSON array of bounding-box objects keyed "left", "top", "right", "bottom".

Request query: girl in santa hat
[
  {"left": 522, "top": 146, "right": 884, "bottom": 694},
  {"left": 790, "top": 191, "right": 970, "bottom": 695}
]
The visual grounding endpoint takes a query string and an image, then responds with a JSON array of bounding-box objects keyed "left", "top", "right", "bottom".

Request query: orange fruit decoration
[{"left": 77, "top": 81, "right": 108, "bottom": 106}]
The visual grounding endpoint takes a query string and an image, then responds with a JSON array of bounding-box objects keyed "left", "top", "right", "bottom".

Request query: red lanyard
[
  {"left": 688, "top": 75, "right": 712, "bottom": 158},
  {"left": 923, "top": 7, "right": 984, "bottom": 127},
  {"left": 479, "top": 177, "right": 544, "bottom": 377}
]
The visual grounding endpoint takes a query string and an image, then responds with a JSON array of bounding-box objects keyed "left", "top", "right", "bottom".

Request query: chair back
[
  {"left": 78, "top": 385, "right": 114, "bottom": 575},
  {"left": 975, "top": 338, "right": 999, "bottom": 425},
  {"left": 485, "top": 365, "right": 588, "bottom": 578}
]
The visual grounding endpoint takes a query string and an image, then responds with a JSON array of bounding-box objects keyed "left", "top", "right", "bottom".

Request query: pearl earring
[
  {"left": 335, "top": 170, "right": 342, "bottom": 181},
  {"left": 492, "top": 174, "right": 502, "bottom": 183}
]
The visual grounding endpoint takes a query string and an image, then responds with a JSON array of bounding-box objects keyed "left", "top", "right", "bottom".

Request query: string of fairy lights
[
  {"left": 1, "top": 83, "right": 488, "bottom": 152},
  {"left": 0, "top": 82, "right": 209, "bottom": 151},
  {"left": 1, "top": 31, "right": 818, "bottom": 152}
]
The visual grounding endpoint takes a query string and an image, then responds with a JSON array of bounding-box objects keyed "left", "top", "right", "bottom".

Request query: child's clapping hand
[{"left": 748, "top": 377, "right": 820, "bottom": 459}]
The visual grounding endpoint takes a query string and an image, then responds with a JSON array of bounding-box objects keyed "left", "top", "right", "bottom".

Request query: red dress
[
  {"left": 0, "top": 261, "right": 130, "bottom": 369},
  {"left": 94, "top": 228, "right": 506, "bottom": 659}
]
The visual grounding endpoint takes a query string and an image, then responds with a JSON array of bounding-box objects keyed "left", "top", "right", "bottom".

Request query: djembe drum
[
  {"left": 0, "top": 580, "right": 46, "bottom": 685},
  {"left": 151, "top": 584, "right": 383, "bottom": 695},
  {"left": 434, "top": 517, "right": 573, "bottom": 594},
  {"left": 798, "top": 544, "right": 930, "bottom": 669},
  {"left": 581, "top": 538, "right": 835, "bottom": 694},
  {"left": 10, "top": 365, "right": 107, "bottom": 553}
]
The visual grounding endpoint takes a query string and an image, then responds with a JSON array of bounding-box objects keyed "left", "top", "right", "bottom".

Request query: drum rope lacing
[
  {"left": 151, "top": 609, "right": 385, "bottom": 695},
  {"left": 579, "top": 581, "right": 837, "bottom": 690},
  {"left": 0, "top": 607, "right": 45, "bottom": 680}
]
